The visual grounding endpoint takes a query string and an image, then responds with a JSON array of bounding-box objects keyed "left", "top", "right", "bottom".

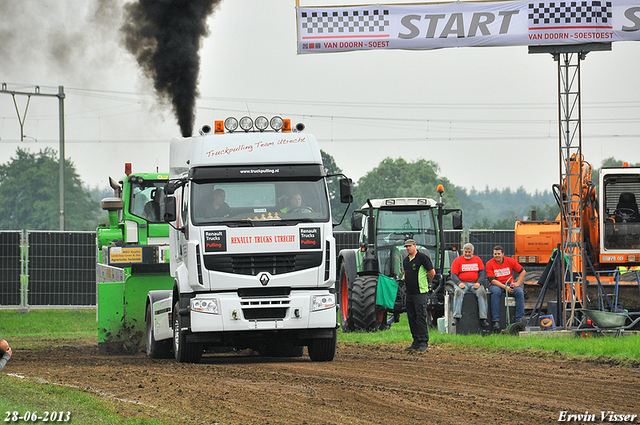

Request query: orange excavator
[{"left": 514, "top": 154, "right": 640, "bottom": 311}]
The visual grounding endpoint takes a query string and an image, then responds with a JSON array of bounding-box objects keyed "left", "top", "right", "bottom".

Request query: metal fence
[
  {"left": 468, "top": 229, "right": 515, "bottom": 265},
  {"left": 0, "top": 231, "right": 96, "bottom": 308},
  {"left": 1, "top": 229, "right": 516, "bottom": 308},
  {"left": 0, "top": 231, "right": 22, "bottom": 307}
]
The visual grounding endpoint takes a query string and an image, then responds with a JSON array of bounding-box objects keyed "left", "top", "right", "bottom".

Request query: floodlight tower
[{"left": 529, "top": 42, "right": 612, "bottom": 328}]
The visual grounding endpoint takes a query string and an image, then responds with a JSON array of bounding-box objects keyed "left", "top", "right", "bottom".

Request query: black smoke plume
[{"left": 121, "top": 0, "right": 221, "bottom": 137}]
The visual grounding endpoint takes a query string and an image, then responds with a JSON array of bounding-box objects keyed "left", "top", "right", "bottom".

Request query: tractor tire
[
  {"left": 145, "top": 304, "right": 172, "bottom": 359},
  {"left": 308, "top": 329, "right": 337, "bottom": 362},
  {"left": 445, "top": 279, "right": 457, "bottom": 295},
  {"left": 619, "top": 271, "right": 640, "bottom": 282},
  {"left": 525, "top": 270, "right": 543, "bottom": 285},
  {"left": 173, "top": 302, "right": 203, "bottom": 363},
  {"left": 349, "top": 275, "right": 384, "bottom": 331},
  {"left": 338, "top": 262, "right": 355, "bottom": 332}
]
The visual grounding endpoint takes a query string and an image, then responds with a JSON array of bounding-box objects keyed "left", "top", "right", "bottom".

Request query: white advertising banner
[{"left": 296, "top": 0, "right": 640, "bottom": 53}]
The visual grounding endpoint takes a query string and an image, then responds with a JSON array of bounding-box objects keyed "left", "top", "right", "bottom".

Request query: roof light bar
[
  {"left": 255, "top": 116, "right": 269, "bottom": 132},
  {"left": 239, "top": 116, "right": 253, "bottom": 132},
  {"left": 224, "top": 117, "right": 238, "bottom": 133},
  {"left": 270, "top": 116, "right": 284, "bottom": 132}
]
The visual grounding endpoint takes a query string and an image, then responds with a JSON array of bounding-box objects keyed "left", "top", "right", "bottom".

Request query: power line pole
[{"left": 0, "top": 84, "right": 66, "bottom": 230}]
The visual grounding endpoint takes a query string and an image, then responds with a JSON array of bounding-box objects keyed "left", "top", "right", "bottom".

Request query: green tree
[
  {"left": 354, "top": 157, "right": 459, "bottom": 206},
  {"left": 321, "top": 150, "right": 352, "bottom": 226},
  {"left": 0, "top": 148, "right": 100, "bottom": 230},
  {"left": 591, "top": 157, "right": 640, "bottom": 194},
  {"left": 352, "top": 157, "right": 461, "bottom": 229}
]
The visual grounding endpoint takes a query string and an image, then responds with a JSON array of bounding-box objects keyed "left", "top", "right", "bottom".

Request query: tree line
[{"left": 0, "top": 147, "right": 636, "bottom": 231}]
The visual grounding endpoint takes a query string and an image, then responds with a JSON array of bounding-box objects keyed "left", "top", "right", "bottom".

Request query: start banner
[{"left": 296, "top": 0, "right": 640, "bottom": 53}]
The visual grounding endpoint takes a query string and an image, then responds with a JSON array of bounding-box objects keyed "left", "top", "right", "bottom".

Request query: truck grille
[
  {"left": 238, "top": 288, "right": 291, "bottom": 320},
  {"left": 203, "top": 252, "right": 322, "bottom": 276}
]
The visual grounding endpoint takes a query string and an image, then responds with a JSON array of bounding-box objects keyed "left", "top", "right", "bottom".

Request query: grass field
[{"left": 1, "top": 309, "right": 639, "bottom": 424}]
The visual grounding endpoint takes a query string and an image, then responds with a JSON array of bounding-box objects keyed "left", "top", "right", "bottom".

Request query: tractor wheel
[
  {"left": 145, "top": 304, "right": 171, "bottom": 359},
  {"left": 308, "top": 329, "right": 337, "bottom": 362},
  {"left": 349, "top": 275, "right": 384, "bottom": 331},
  {"left": 619, "top": 271, "right": 640, "bottom": 282},
  {"left": 338, "top": 262, "right": 355, "bottom": 332},
  {"left": 445, "top": 279, "right": 457, "bottom": 295},
  {"left": 525, "top": 270, "right": 542, "bottom": 285},
  {"left": 173, "top": 302, "right": 203, "bottom": 363}
]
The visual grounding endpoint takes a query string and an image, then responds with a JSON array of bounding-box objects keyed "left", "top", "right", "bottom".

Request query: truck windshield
[
  {"left": 129, "top": 180, "right": 167, "bottom": 223},
  {"left": 375, "top": 209, "right": 437, "bottom": 249},
  {"left": 191, "top": 179, "right": 330, "bottom": 225}
]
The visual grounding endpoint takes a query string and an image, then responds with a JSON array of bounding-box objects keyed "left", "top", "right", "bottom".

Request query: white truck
[{"left": 145, "top": 116, "right": 352, "bottom": 363}]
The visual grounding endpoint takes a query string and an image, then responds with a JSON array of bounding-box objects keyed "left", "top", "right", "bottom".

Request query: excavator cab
[{"left": 602, "top": 172, "right": 640, "bottom": 250}]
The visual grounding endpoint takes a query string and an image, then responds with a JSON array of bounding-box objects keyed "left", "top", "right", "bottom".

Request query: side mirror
[
  {"left": 351, "top": 212, "right": 363, "bottom": 231},
  {"left": 452, "top": 211, "right": 463, "bottom": 230},
  {"left": 164, "top": 179, "right": 185, "bottom": 196},
  {"left": 164, "top": 197, "right": 177, "bottom": 222},
  {"left": 339, "top": 178, "right": 353, "bottom": 204}
]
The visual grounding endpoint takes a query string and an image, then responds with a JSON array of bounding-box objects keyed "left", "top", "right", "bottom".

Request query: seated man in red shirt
[
  {"left": 451, "top": 243, "right": 489, "bottom": 327},
  {"left": 486, "top": 245, "right": 526, "bottom": 331}
]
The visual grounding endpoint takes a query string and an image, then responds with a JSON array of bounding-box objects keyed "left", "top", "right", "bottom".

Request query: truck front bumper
[{"left": 189, "top": 289, "right": 337, "bottom": 333}]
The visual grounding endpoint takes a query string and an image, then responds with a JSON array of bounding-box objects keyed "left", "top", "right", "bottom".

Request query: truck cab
[{"left": 147, "top": 117, "right": 352, "bottom": 362}]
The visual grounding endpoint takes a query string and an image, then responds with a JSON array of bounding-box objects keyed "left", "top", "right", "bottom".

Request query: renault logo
[{"left": 259, "top": 273, "right": 270, "bottom": 286}]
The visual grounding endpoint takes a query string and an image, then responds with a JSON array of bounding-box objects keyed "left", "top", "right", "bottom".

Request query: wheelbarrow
[{"left": 575, "top": 309, "right": 640, "bottom": 338}]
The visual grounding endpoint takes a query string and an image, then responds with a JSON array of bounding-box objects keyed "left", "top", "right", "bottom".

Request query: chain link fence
[
  {"left": 1, "top": 229, "right": 514, "bottom": 309},
  {"left": 0, "top": 231, "right": 96, "bottom": 309}
]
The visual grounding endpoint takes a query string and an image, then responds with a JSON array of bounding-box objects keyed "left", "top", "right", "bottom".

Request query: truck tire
[
  {"left": 308, "top": 329, "right": 337, "bottom": 362},
  {"left": 173, "top": 302, "right": 203, "bottom": 363},
  {"left": 349, "top": 275, "right": 384, "bottom": 331},
  {"left": 145, "top": 304, "right": 172, "bottom": 359},
  {"left": 338, "top": 262, "right": 355, "bottom": 332}
]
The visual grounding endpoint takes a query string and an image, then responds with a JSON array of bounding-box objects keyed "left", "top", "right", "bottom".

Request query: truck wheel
[
  {"left": 338, "top": 262, "right": 355, "bottom": 332},
  {"left": 173, "top": 302, "right": 202, "bottom": 363},
  {"left": 145, "top": 304, "right": 171, "bottom": 359},
  {"left": 350, "top": 275, "right": 384, "bottom": 331},
  {"left": 308, "top": 329, "right": 337, "bottom": 362}
]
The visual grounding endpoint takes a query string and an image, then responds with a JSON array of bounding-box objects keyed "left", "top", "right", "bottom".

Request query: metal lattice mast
[
  {"left": 557, "top": 51, "right": 584, "bottom": 325},
  {"left": 529, "top": 43, "right": 611, "bottom": 328}
]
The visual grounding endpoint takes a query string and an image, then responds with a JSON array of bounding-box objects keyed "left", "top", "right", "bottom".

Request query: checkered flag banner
[
  {"left": 299, "top": 9, "right": 390, "bottom": 36},
  {"left": 296, "top": 0, "right": 640, "bottom": 54},
  {"left": 529, "top": 1, "right": 613, "bottom": 27}
]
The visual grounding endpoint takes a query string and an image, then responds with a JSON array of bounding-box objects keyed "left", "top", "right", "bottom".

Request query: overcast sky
[{"left": 0, "top": 0, "right": 639, "bottom": 195}]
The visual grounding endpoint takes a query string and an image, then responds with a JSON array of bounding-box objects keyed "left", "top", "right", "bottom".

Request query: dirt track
[{"left": 8, "top": 341, "right": 640, "bottom": 424}]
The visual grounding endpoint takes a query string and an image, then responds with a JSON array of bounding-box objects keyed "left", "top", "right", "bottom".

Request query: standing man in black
[{"left": 402, "top": 239, "right": 435, "bottom": 352}]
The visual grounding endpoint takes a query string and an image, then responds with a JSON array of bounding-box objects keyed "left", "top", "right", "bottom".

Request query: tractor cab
[{"left": 352, "top": 198, "right": 439, "bottom": 279}]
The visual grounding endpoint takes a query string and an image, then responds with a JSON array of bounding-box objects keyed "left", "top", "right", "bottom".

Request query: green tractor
[
  {"left": 96, "top": 164, "right": 174, "bottom": 353},
  {"left": 337, "top": 189, "right": 462, "bottom": 332}
]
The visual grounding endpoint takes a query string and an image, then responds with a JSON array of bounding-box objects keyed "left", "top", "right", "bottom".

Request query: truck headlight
[
  {"left": 312, "top": 294, "right": 336, "bottom": 312},
  {"left": 191, "top": 298, "right": 220, "bottom": 314}
]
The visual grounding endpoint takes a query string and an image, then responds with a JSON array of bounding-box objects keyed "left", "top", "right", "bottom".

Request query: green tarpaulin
[{"left": 376, "top": 274, "right": 399, "bottom": 309}]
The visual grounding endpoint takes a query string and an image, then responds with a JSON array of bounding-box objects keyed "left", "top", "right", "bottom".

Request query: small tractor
[
  {"left": 96, "top": 164, "right": 174, "bottom": 353},
  {"left": 337, "top": 187, "right": 462, "bottom": 331}
]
